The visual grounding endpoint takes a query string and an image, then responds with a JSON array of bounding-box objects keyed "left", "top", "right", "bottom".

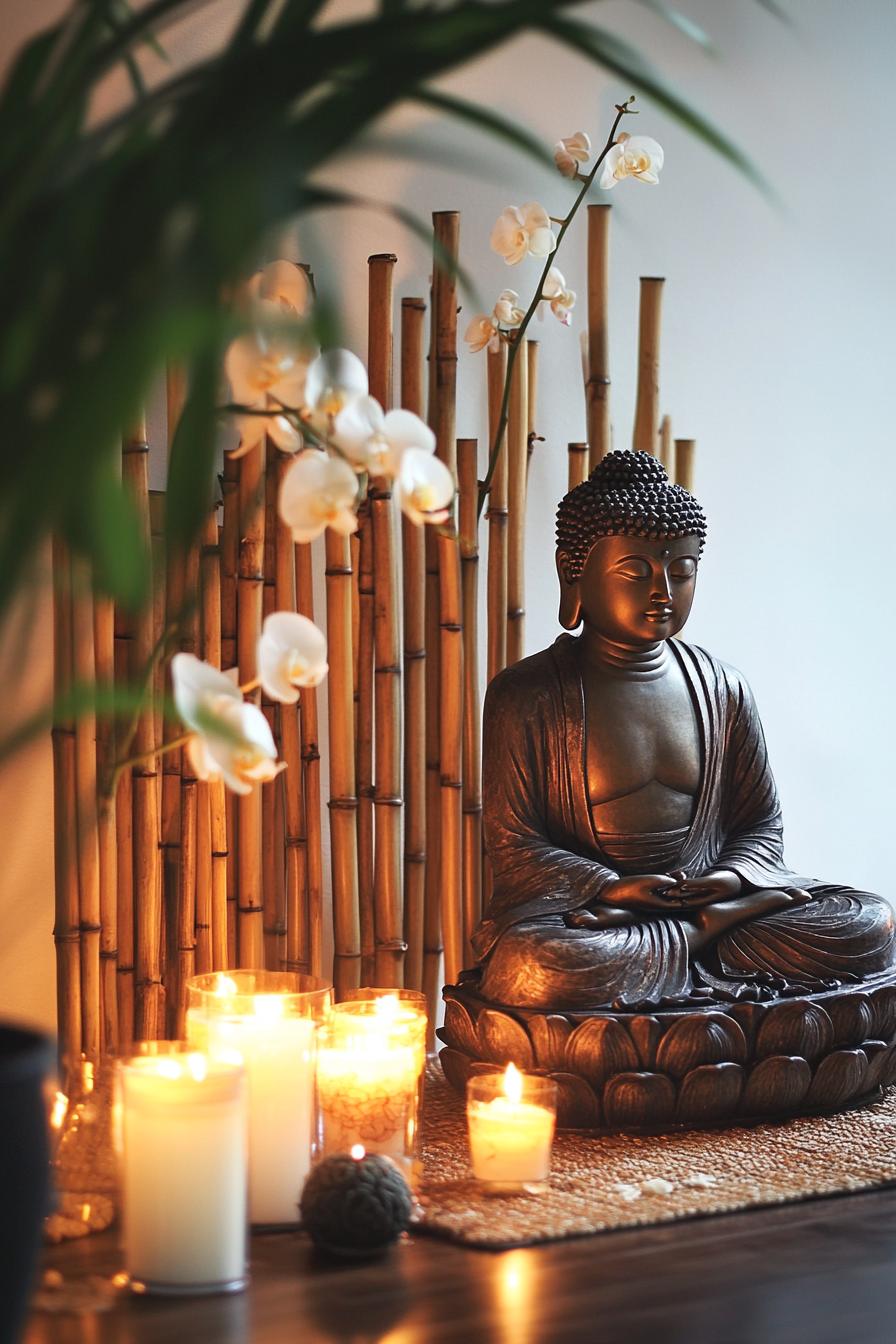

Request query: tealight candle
[
  {"left": 119, "top": 1050, "right": 247, "bottom": 1294},
  {"left": 467, "top": 1064, "right": 557, "bottom": 1192},
  {"left": 315, "top": 1010, "right": 419, "bottom": 1163},
  {"left": 185, "top": 971, "right": 332, "bottom": 1226}
]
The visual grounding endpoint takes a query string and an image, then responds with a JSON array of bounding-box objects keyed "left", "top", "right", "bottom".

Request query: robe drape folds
[{"left": 473, "top": 635, "right": 895, "bottom": 1010}]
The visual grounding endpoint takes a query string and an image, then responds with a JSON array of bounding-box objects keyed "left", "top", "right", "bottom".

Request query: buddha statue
[{"left": 470, "top": 449, "right": 896, "bottom": 1013}]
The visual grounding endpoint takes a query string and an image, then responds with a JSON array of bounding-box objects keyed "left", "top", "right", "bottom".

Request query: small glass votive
[
  {"left": 118, "top": 1046, "right": 247, "bottom": 1295},
  {"left": 315, "top": 1010, "right": 419, "bottom": 1168},
  {"left": 185, "top": 971, "right": 332, "bottom": 1227},
  {"left": 466, "top": 1065, "right": 557, "bottom": 1194}
]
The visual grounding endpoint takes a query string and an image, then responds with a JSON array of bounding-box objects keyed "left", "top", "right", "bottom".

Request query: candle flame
[
  {"left": 214, "top": 974, "right": 238, "bottom": 997},
  {"left": 50, "top": 1091, "right": 68, "bottom": 1130},
  {"left": 503, "top": 1061, "right": 522, "bottom": 1105},
  {"left": 218, "top": 1048, "right": 244, "bottom": 1067},
  {"left": 187, "top": 1054, "right": 207, "bottom": 1081},
  {"left": 374, "top": 995, "right": 400, "bottom": 1021},
  {"left": 156, "top": 1059, "right": 182, "bottom": 1080},
  {"left": 350, "top": 1144, "right": 366, "bottom": 1160},
  {"left": 253, "top": 994, "right": 285, "bottom": 1019}
]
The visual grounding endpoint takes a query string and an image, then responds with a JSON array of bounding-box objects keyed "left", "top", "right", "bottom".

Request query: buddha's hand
[
  {"left": 595, "top": 874, "right": 704, "bottom": 913},
  {"left": 663, "top": 870, "right": 743, "bottom": 904}
]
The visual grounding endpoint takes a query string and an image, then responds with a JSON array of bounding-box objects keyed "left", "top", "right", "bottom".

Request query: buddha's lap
[{"left": 478, "top": 885, "right": 896, "bottom": 1010}]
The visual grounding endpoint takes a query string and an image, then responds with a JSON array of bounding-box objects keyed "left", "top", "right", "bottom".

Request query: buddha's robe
[{"left": 473, "top": 635, "right": 895, "bottom": 1010}]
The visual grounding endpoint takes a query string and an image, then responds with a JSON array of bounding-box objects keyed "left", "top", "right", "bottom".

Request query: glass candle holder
[
  {"left": 118, "top": 1047, "right": 247, "bottom": 1295},
  {"left": 334, "top": 993, "right": 428, "bottom": 1154},
  {"left": 185, "top": 971, "right": 332, "bottom": 1227},
  {"left": 466, "top": 1065, "right": 558, "bottom": 1194},
  {"left": 315, "top": 1009, "right": 420, "bottom": 1167}
]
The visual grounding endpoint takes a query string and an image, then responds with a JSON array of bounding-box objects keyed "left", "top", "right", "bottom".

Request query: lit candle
[
  {"left": 186, "top": 971, "right": 332, "bottom": 1226},
  {"left": 119, "top": 1051, "right": 247, "bottom": 1294},
  {"left": 316, "top": 1012, "right": 419, "bottom": 1163},
  {"left": 467, "top": 1064, "right": 557, "bottom": 1192}
]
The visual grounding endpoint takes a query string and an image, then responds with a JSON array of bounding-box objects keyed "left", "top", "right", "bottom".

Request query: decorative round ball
[{"left": 300, "top": 1154, "right": 412, "bottom": 1258}]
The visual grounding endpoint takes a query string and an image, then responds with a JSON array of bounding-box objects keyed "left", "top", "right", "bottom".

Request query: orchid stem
[
  {"left": 476, "top": 99, "right": 635, "bottom": 520},
  {"left": 107, "top": 731, "right": 193, "bottom": 800}
]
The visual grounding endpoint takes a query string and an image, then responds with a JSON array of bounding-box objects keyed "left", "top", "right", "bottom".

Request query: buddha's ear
[{"left": 556, "top": 551, "right": 582, "bottom": 630}]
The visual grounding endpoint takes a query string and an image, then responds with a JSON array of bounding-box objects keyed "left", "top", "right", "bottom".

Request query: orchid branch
[{"left": 476, "top": 97, "right": 636, "bottom": 519}]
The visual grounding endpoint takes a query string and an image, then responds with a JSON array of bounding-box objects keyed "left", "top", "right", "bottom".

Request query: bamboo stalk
[
  {"left": 221, "top": 455, "right": 240, "bottom": 967},
  {"left": 659, "top": 414, "right": 674, "bottom": 477},
  {"left": 526, "top": 339, "right": 540, "bottom": 481},
  {"left": 368, "top": 252, "right": 404, "bottom": 989},
  {"left": 430, "top": 214, "right": 459, "bottom": 481},
  {"left": 458, "top": 440, "right": 482, "bottom": 969},
  {"left": 71, "top": 556, "right": 101, "bottom": 1059},
  {"left": 273, "top": 456, "right": 309, "bottom": 977},
  {"left": 237, "top": 441, "right": 266, "bottom": 968},
  {"left": 325, "top": 529, "right": 361, "bottom": 996},
  {"left": 568, "top": 442, "right": 588, "bottom": 493},
  {"left": 295, "top": 544, "right": 323, "bottom": 978},
  {"left": 675, "top": 439, "right": 696, "bottom": 493},
  {"left": 356, "top": 509, "right": 375, "bottom": 985},
  {"left": 632, "top": 276, "right": 664, "bottom": 456},
  {"left": 123, "top": 422, "right": 161, "bottom": 1040},
  {"left": 52, "top": 537, "right": 82, "bottom": 1060},
  {"left": 586, "top": 203, "right": 612, "bottom": 472},
  {"left": 94, "top": 589, "right": 118, "bottom": 1054},
  {"left": 486, "top": 344, "right": 508, "bottom": 687},
  {"left": 438, "top": 528, "right": 463, "bottom": 988},
  {"left": 506, "top": 337, "right": 528, "bottom": 669},
  {"left": 401, "top": 297, "right": 427, "bottom": 992},
  {"left": 197, "top": 507, "right": 224, "bottom": 974},
  {"left": 261, "top": 440, "right": 282, "bottom": 972},
  {"left": 149, "top": 491, "right": 166, "bottom": 793},
  {"left": 113, "top": 626, "right": 134, "bottom": 1052},
  {"left": 225, "top": 790, "right": 238, "bottom": 969}
]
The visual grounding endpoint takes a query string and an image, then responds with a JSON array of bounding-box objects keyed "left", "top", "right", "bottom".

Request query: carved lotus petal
[
  {"left": 528, "top": 1015, "right": 574, "bottom": 1071},
  {"left": 655, "top": 1013, "right": 746, "bottom": 1079},
  {"left": 861, "top": 1040, "right": 891, "bottom": 1092},
  {"left": 628, "top": 1015, "right": 662, "bottom": 1071},
  {"left": 675, "top": 1063, "right": 743, "bottom": 1123},
  {"left": 603, "top": 1072, "right": 676, "bottom": 1128},
  {"left": 826, "top": 992, "right": 874, "bottom": 1049},
  {"left": 549, "top": 1072, "right": 601, "bottom": 1129},
  {"left": 439, "top": 1047, "right": 475, "bottom": 1094},
  {"left": 871, "top": 985, "right": 896, "bottom": 1043},
  {"left": 755, "top": 1000, "right": 833, "bottom": 1062},
  {"left": 565, "top": 1018, "right": 639, "bottom": 1091},
  {"left": 442, "top": 999, "right": 480, "bottom": 1057},
  {"left": 477, "top": 1008, "right": 534, "bottom": 1070},
  {"left": 804, "top": 1049, "right": 868, "bottom": 1110},
  {"left": 740, "top": 1055, "right": 812, "bottom": 1116},
  {"left": 876, "top": 1044, "right": 896, "bottom": 1088}
]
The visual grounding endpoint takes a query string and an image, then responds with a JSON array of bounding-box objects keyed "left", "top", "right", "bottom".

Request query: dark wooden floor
[{"left": 26, "top": 1186, "right": 896, "bottom": 1344}]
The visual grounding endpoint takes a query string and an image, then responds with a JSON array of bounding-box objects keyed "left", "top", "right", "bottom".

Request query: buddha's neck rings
[{"left": 578, "top": 629, "right": 670, "bottom": 681}]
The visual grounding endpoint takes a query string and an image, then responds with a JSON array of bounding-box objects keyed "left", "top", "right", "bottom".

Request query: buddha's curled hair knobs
[{"left": 555, "top": 448, "right": 707, "bottom": 580}]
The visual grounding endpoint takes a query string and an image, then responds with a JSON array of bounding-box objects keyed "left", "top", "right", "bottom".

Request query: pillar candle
[
  {"left": 120, "top": 1052, "right": 247, "bottom": 1294},
  {"left": 316, "top": 1022, "right": 419, "bottom": 1160},
  {"left": 186, "top": 971, "right": 332, "bottom": 1226},
  {"left": 467, "top": 1065, "right": 557, "bottom": 1191}
]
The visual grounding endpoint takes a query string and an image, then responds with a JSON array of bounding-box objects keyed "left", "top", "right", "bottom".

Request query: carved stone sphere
[{"left": 299, "top": 1153, "right": 412, "bottom": 1257}]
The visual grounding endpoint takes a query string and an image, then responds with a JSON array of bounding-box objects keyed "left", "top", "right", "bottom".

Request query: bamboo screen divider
[{"left": 50, "top": 206, "right": 698, "bottom": 1055}]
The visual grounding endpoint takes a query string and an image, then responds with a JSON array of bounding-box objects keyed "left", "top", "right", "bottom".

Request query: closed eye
[{"left": 614, "top": 558, "right": 652, "bottom": 581}]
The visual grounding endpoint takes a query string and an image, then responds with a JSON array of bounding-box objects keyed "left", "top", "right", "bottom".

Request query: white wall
[{"left": 1, "top": 0, "right": 893, "bottom": 1032}]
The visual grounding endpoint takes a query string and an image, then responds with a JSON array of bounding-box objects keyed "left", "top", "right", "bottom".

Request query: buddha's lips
[{"left": 645, "top": 608, "right": 673, "bottom": 621}]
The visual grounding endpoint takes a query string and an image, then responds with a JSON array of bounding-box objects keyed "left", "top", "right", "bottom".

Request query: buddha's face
[{"left": 557, "top": 533, "right": 700, "bottom": 644}]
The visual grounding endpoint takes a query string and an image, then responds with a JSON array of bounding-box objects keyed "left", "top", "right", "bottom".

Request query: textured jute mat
[{"left": 418, "top": 1062, "right": 896, "bottom": 1249}]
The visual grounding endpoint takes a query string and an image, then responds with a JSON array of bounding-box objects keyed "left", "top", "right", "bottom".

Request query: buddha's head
[{"left": 556, "top": 449, "right": 707, "bottom": 644}]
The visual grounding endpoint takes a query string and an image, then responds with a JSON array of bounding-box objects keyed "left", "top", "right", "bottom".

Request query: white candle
[
  {"left": 120, "top": 1053, "right": 247, "bottom": 1294},
  {"left": 186, "top": 973, "right": 331, "bottom": 1226},
  {"left": 467, "top": 1065, "right": 557, "bottom": 1190},
  {"left": 316, "top": 1028, "right": 419, "bottom": 1159}
]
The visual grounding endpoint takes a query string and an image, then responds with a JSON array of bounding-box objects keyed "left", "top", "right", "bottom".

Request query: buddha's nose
[{"left": 651, "top": 572, "right": 673, "bottom": 604}]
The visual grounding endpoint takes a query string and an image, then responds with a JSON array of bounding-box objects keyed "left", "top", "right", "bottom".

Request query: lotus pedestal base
[{"left": 438, "top": 975, "right": 896, "bottom": 1131}]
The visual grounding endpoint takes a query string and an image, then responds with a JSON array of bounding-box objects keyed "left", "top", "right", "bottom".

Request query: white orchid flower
[
  {"left": 304, "top": 349, "right": 369, "bottom": 419},
  {"left": 257, "top": 612, "right": 327, "bottom": 704},
  {"left": 332, "top": 396, "right": 435, "bottom": 476},
  {"left": 493, "top": 289, "right": 525, "bottom": 327},
  {"left": 171, "top": 654, "right": 284, "bottom": 796},
  {"left": 247, "top": 260, "right": 310, "bottom": 318},
  {"left": 397, "top": 448, "right": 454, "bottom": 526},
  {"left": 279, "top": 449, "right": 359, "bottom": 543},
  {"left": 554, "top": 131, "right": 591, "bottom": 179},
  {"left": 490, "top": 202, "right": 557, "bottom": 266},
  {"left": 600, "top": 133, "right": 664, "bottom": 189},
  {"left": 464, "top": 315, "right": 500, "bottom": 355},
  {"left": 539, "top": 267, "right": 576, "bottom": 326}
]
